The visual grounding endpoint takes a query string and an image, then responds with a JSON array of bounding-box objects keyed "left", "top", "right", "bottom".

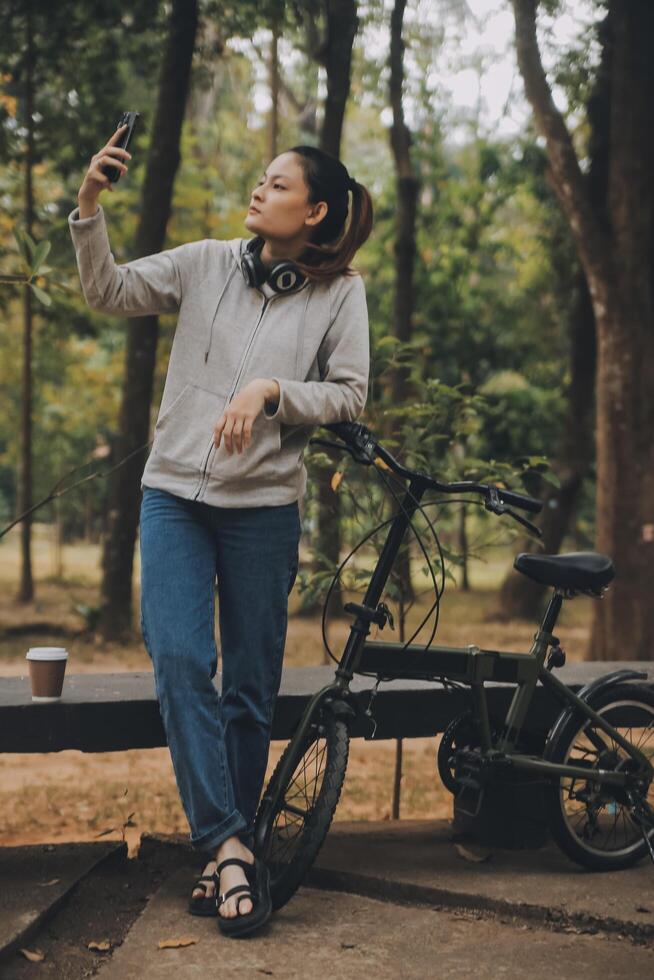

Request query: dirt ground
[{"left": 0, "top": 524, "right": 592, "bottom": 851}]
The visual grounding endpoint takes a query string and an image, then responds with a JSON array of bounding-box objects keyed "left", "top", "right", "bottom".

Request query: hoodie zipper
[{"left": 192, "top": 288, "right": 280, "bottom": 501}]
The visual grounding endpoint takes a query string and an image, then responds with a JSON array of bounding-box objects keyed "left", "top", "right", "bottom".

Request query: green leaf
[
  {"left": 28, "top": 282, "right": 52, "bottom": 307},
  {"left": 537, "top": 469, "right": 561, "bottom": 488},
  {"left": 31, "top": 240, "right": 51, "bottom": 275},
  {"left": 12, "top": 227, "right": 31, "bottom": 267}
]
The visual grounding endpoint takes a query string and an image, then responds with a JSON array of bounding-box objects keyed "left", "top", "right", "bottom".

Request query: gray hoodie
[{"left": 67, "top": 204, "right": 370, "bottom": 510}]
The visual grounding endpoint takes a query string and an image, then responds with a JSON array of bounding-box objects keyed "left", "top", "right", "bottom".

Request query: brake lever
[
  {"left": 484, "top": 487, "right": 542, "bottom": 539},
  {"left": 308, "top": 437, "right": 374, "bottom": 465},
  {"left": 505, "top": 507, "right": 543, "bottom": 539}
]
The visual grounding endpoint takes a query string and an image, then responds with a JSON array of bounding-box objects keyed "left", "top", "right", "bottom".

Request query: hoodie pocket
[
  {"left": 207, "top": 406, "right": 282, "bottom": 484},
  {"left": 153, "top": 383, "right": 228, "bottom": 472}
]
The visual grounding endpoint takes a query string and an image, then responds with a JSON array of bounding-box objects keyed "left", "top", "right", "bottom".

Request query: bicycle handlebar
[{"left": 316, "top": 420, "right": 543, "bottom": 515}]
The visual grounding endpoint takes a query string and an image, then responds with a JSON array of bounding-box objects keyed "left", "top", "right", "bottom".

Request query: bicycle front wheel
[
  {"left": 545, "top": 682, "right": 654, "bottom": 871},
  {"left": 254, "top": 713, "right": 349, "bottom": 910}
]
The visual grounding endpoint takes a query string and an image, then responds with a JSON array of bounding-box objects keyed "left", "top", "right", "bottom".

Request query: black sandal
[
  {"left": 215, "top": 857, "right": 272, "bottom": 938},
  {"left": 187, "top": 870, "right": 218, "bottom": 916}
]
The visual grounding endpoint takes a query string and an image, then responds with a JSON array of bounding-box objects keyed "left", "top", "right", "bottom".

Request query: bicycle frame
[{"left": 320, "top": 474, "right": 653, "bottom": 789}]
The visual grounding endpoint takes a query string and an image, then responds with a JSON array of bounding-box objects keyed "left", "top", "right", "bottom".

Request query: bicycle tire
[
  {"left": 254, "top": 712, "right": 349, "bottom": 910},
  {"left": 544, "top": 682, "right": 654, "bottom": 871}
]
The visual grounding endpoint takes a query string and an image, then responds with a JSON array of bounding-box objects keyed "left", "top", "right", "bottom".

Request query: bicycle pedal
[
  {"left": 457, "top": 775, "right": 484, "bottom": 791},
  {"left": 455, "top": 783, "right": 485, "bottom": 819}
]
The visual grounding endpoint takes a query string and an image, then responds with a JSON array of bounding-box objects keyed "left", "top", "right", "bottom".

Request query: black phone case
[{"left": 103, "top": 111, "right": 140, "bottom": 183}]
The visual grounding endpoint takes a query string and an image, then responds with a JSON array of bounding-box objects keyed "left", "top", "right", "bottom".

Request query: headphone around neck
[{"left": 240, "top": 236, "right": 307, "bottom": 294}]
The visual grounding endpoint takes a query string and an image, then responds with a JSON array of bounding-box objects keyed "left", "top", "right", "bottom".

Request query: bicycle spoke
[
  {"left": 267, "top": 731, "right": 330, "bottom": 872},
  {"left": 560, "top": 697, "right": 654, "bottom": 858}
]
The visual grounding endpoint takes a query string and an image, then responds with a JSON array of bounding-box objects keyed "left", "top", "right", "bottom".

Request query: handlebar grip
[{"left": 497, "top": 488, "right": 542, "bottom": 514}]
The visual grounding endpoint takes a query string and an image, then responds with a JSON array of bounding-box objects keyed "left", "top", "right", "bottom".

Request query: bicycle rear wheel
[
  {"left": 545, "top": 682, "right": 654, "bottom": 870},
  {"left": 254, "top": 712, "right": 349, "bottom": 910}
]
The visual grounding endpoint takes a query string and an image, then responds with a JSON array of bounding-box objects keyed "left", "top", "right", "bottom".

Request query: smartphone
[{"left": 103, "top": 111, "right": 140, "bottom": 183}]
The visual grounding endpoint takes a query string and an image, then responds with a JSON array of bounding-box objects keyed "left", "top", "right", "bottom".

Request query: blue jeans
[{"left": 139, "top": 486, "right": 301, "bottom": 856}]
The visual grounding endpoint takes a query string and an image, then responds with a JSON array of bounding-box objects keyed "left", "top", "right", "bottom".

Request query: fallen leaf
[
  {"left": 88, "top": 940, "right": 112, "bottom": 952},
  {"left": 124, "top": 826, "right": 142, "bottom": 860},
  {"left": 19, "top": 948, "right": 45, "bottom": 962},
  {"left": 454, "top": 844, "right": 491, "bottom": 863},
  {"left": 331, "top": 470, "right": 343, "bottom": 492},
  {"left": 158, "top": 936, "right": 199, "bottom": 949},
  {"left": 38, "top": 878, "right": 61, "bottom": 886}
]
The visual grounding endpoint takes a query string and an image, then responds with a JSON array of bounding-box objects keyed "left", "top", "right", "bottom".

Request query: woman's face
[{"left": 244, "top": 151, "right": 326, "bottom": 242}]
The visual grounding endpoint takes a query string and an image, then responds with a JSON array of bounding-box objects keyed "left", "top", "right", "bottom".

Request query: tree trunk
[
  {"left": 267, "top": 17, "right": 280, "bottom": 162},
  {"left": 500, "top": 9, "right": 611, "bottom": 618},
  {"left": 499, "top": 275, "right": 596, "bottom": 617},
  {"left": 387, "top": 0, "right": 417, "bottom": 605},
  {"left": 320, "top": 0, "right": 358, "bottom": 153},
  {"left": 52, "top": 494, "right": 63, "bottom": 579},
  {"left": 97, "top": 0, "right": 199, "bottom": 641},
  {"left": 17, "top": 0, "right": 35, "bottom": 604},
  {"left": 459, "top": 505, "right": 469, "bottom": 592},
  {"left": 303, "top": 0, "right": 358, "bottom": 631},
  {"left": 511, "top": 0, "right": 654, "bottom": 661}
]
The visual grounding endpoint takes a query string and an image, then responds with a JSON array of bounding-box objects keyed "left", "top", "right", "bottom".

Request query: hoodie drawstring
[
  {"left": 204, "top": 262, "right": 239, "bottom": 363},
  {"left": 295, "top": 284, "right": 312, "bottom": 378}
]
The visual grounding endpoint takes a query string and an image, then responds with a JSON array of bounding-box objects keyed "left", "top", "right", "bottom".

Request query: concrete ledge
[
  {"left": 310, "top": 819, "right": 654, "bottom": 943},
  {"left": 1, "top": 828, "right": 651, "bottom": 978},
  {"left": 0, "top": 840, "right": 123, "bottom": 960},
  {"left": 86, "top": 861, "right": 654, "bottom": 979},
  {"left": 147, "top": 818, "right": 654, "bottom": 943}
]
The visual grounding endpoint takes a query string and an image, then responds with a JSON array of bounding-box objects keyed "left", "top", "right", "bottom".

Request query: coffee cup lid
[{"left": 26, "top": 647, "right": 69, "bottom": 660}]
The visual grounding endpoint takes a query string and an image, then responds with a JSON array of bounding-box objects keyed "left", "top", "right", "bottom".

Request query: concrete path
[
  {"left": 0, "top": 840, "right": 122, "bottom": 959},
  {"left": 95, "top": 868, "right": 652, "bottom": 980},
  {"left": 1, "top": 821, "right": 652, "bottom": 977},
  {"left": 311, "top": 819, "right": 654, "bottom": 939}
]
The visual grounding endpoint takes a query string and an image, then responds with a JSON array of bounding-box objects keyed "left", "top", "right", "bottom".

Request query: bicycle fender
[
  {"left": 544, "top": 668, "right": 648, "bottom": 758},
  {"left": 323, "top": 695, "right": 357, "bottom": 719}
]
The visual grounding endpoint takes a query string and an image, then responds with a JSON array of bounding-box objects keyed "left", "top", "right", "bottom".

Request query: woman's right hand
[{"left": 77, "top": 124, "right": 132, "bottom": 214}]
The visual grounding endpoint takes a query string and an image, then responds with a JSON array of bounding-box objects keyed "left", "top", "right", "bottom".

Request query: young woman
[{"left": 69, "top": 124, "right": 373, "bottom": 937}]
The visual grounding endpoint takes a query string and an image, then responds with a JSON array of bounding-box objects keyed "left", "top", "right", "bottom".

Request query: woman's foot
[{"left": 192, "top": 836, "right": 255, "bottom": 919}]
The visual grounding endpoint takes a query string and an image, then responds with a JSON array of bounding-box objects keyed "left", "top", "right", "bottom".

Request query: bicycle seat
[{"left": 514, "top": 551, "right": 615, "bottom": 593}]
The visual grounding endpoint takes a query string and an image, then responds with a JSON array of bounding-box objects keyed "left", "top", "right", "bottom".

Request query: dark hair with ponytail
[{"left": 287, "top": 145, "right": 373, "bottom": 284}]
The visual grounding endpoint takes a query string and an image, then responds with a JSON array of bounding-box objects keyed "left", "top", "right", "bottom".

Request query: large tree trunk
[
  {"left": 387, "top": 0, "right": 417, "bottom": 605},
  {"left": 319, "top": 0, "right": 358, "bottom": 153},
  {"left": 301, "top": 0, "right": 358, "bottom": 628},
  {"left": 17, "top": 0, "right": 35, "bottom": 603},
  {"left": 387, "top": 0, "right": 419, "bottom": 820},
  {"left": 511, "top": 1, "right": 654, "bottom": 660},
  {"left": 500, "top": 9, "right": 610, "bottom": 618},
  {"left": 97, "top": 0, "right": 199, "bottom": 641}
]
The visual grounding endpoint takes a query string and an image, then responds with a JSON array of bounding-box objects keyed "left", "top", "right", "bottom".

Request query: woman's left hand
[{"left": 213, "top": 378, "right": 277, "bottom": 454}]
